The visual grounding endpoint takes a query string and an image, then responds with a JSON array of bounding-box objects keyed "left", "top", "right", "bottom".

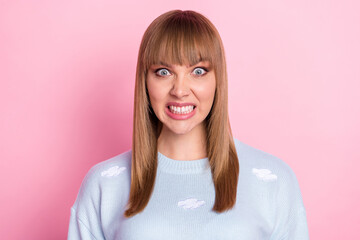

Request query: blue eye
[
  {"left": 193, "top": 67, "right": 207, "bottom": 75},
  {"left": 156, "top": 68, "right": 170, "bottom": 76}
]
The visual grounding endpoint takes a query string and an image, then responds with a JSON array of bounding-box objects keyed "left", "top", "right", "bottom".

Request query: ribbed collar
[{"left": 157, "top": 151, "right": 210, "bottom": 174}]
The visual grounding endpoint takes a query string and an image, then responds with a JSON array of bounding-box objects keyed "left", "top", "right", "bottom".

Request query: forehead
[{"left": 144, "top": 35, "right": 216, "bottom": 70}]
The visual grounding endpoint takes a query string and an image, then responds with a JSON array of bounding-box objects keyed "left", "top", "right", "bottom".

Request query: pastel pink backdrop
[{"left": 1, "top": 0, "right": 359, "bottom": 239}]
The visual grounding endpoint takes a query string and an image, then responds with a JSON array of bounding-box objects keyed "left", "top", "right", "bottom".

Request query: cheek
[
  {"left": 197, "top": 82, "right": 216, "bottom": 103},
  {"left": 147, "top": 82, "right": 166, "bottom": 107}
]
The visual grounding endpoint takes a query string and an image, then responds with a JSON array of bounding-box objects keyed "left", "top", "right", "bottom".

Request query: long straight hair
[{"left": 124, "top": 10, "right": 239, "bottom": 218}]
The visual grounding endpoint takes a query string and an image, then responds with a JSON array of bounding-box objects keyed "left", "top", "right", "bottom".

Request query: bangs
[{"left": 143, "top": 14, "right": 220, "bottom": 70}]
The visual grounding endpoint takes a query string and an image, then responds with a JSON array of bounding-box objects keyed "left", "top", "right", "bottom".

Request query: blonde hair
[{"left": 125, "top": 10, "right": 239, "bottom": 218}]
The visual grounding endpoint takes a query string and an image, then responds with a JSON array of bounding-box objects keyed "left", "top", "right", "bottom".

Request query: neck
[{"left": 157, "top": 123, "right": 207, "bottom": 161}]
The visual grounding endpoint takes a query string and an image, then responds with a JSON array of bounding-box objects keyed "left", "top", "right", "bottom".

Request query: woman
[{"left": 68, "top": 10, "right": 309, "bottom": 239}]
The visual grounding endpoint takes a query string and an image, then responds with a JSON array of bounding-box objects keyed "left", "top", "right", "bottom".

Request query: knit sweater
[{"left": 68, "top": 138, "right": 309, "bottom": 239}]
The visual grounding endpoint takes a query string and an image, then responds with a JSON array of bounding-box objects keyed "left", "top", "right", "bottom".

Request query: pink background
[{"left": 1, "top": 0, "right": 359, "bottom": 239}]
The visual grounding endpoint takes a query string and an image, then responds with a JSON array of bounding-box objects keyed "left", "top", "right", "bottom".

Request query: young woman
[{"left": 68, "top": 10, "right": 309, "bottom": 239}]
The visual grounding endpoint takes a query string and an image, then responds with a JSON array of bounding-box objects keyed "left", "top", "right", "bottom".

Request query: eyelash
[{"left": 154, "top": 67, "right": 209, "bottom": 77}]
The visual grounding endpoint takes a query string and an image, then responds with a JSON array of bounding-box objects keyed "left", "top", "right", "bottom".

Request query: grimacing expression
[{"left": 146, "top": 60, "right": 216, "bottom": 136}]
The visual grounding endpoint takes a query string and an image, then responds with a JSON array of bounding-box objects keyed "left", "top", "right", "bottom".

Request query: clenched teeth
[{"left": 169, "top": 105, "right": 195, "bottom": 114}]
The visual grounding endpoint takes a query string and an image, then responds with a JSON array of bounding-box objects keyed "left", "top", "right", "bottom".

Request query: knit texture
[{"left": 68, "top": 138, "right": 309, "bottom": 239}]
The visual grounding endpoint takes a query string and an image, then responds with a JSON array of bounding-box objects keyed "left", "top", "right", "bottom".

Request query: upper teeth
[{"left": 169, "top": 105, "right": 195, "bottom": 114}]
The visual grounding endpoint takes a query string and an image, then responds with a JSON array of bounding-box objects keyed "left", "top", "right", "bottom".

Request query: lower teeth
[
  {"left": 169, "top": 107, "right": 194, "bottom": 114},
  {"left": 171, "top": 110, "right": 192, "bottom": 114}
]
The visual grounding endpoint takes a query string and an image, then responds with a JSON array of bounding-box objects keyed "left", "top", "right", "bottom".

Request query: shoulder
[
  {"left": 233, "top": 138, "right": 309, "bottom": 238},
  {"left": 88, "top": 149, "right": 132, "bottom": 178},
  {"left": 233, "top": 137, "right": 306, "bottom": 214},
  {"left": 233, "top": 137, "right": 299, "bottom": 185},
  {"left": 71, "top": 149, "right": 132, "bottom": 209},
  {"left": 82, "top": 149, "right": 132, "bottom": 186}
]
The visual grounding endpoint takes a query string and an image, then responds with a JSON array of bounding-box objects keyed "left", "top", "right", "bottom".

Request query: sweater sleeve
[
  {"left": 270, "top": 163, "right": 309, "bottom": 240},
  {"left": 68, "top": 208, "right": 99, "bottom": 240},
  {"left": 67, "top": 165, "right": 106, "bottom": 240}
]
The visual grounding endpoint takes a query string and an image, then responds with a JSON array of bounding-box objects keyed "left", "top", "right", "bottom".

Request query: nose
[{"left": 170, "top": 73, "right": 190, "bottom": 98}]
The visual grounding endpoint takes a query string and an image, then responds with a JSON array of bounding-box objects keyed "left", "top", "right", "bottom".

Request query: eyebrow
[{"left": 159, "top": 61, "right": 170, "bottom": 67}]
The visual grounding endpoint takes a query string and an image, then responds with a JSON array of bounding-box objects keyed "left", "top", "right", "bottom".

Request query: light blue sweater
[{"left": 68, "top": 138, "right": 309, "bottom": 239}]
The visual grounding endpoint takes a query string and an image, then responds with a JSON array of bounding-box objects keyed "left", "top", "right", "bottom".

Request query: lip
[
  {"left": 165, "top": 105, "right": 196, "bottom": 120},
  {"left": 166, "top": 102, "right": 197, "bottom": 107}
]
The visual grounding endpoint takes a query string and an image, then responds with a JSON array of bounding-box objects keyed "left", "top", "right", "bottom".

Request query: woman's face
[{"left": 146, "top": 60, "right": 216, "bottom": 136}]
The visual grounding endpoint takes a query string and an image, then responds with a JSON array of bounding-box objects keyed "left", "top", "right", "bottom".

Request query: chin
[{"left": 165, "top": 124, "right": 194, "bottom": 136}]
